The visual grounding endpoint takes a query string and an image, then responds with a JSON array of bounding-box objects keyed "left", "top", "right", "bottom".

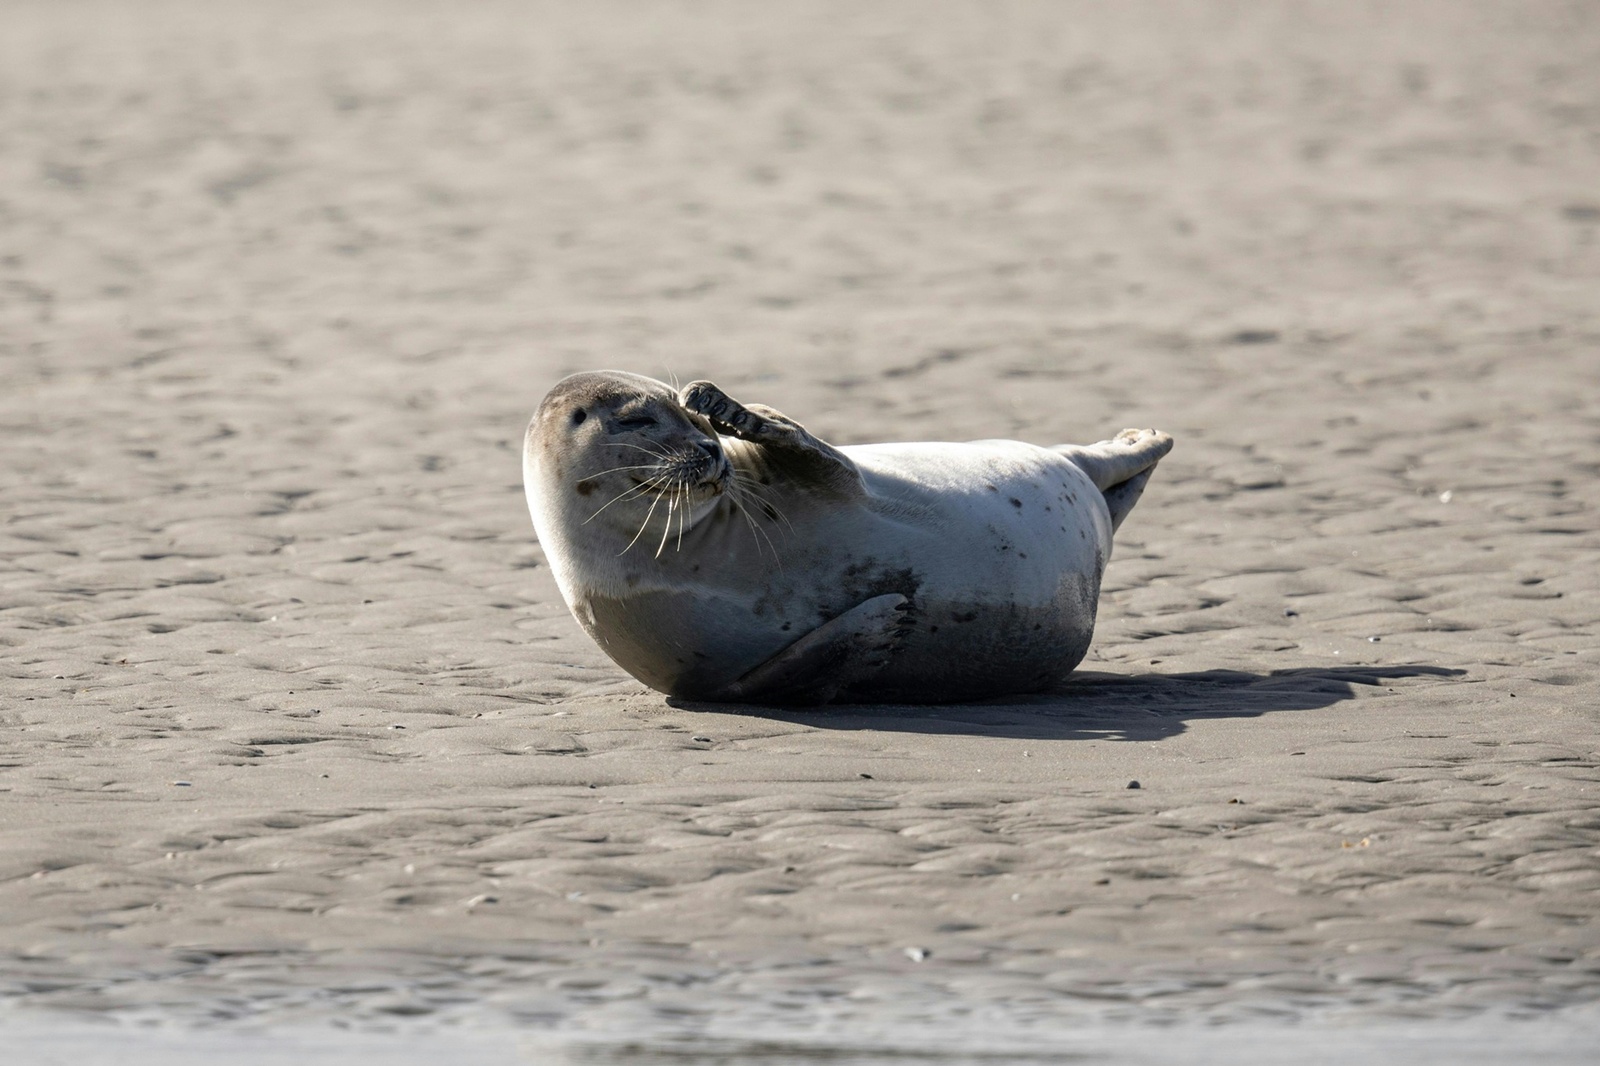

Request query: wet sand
[{"left": 1, "top": 0, "right": 1597, "bottom": 1057}]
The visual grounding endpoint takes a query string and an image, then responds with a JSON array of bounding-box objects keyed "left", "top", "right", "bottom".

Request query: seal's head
[{"left": 524, "top": 372, "right": 730, "bottom": 559}]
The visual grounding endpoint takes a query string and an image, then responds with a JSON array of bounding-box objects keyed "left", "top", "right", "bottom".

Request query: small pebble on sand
[{"left": 1127, "top": 780, "right": 1141, "bottom": 789}]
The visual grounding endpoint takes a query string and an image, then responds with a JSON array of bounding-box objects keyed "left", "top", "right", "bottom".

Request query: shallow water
[
  {"left": 4, "top": 943, "right": 1598, "bottom": 1065},
  {"left": 5, "top": 1011, "right": 1599, "bottom": 1066}
]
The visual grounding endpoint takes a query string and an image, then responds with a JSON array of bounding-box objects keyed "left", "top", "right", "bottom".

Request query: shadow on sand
[{"left": 672, "top": 666, "right": 1467, "bottom": 741}]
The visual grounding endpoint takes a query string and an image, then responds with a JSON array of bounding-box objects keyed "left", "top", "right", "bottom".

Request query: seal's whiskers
[
  {"left": 611, "top": 447, "right": 713, "bottom": 557},
  {"left": 726, "top": 478, "right": 782, "bottom": 563},
  {"left": 733, "top": 470, "right": 794, "bottom": 533},
  {"left": 653, "top": 483, "right": 680, "bottom": 559},
  {"left": 620, "top": 486, "right": 666, "bottom": 556},
  {"left": 674, "top": 482, "right": 689, "bottom": 553},
  {"left": 585, "top": 469, "right": 672, "bottom": 524}
]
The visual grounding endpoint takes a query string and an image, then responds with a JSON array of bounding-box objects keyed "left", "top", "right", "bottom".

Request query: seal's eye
[
  {"left": 571, "top": 409, "right": 587, "bottom": 425},
  {"left": 616, "top": 415, "right": 657, "bottom": 430}
]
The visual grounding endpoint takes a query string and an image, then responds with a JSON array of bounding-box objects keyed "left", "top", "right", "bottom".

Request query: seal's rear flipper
[
  {"left": 1101, "top": 467, "right": 1155, "bottom": 533},
  {"left": 714, "top": 593, "right": 910, "bottom": 706},
  {"left": 1056, "top": 429, "right": 1173, "bottom": 534}
]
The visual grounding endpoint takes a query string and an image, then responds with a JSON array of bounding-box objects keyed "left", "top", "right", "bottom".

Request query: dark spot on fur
[
  {"left": 575, "top": 478, "right": 599, "bottom": 496},
  {"left": 625, "top": 573, "right": 640, "bottom": 587},
  {"left": 1018, "top": 552, "right": 1027, "bottom": 559},
  {"left": 929, "top": 625, "right": 940, "bottom": 634},
  {"left": 839, "top": 561, "right": 922, "bottom": 609},
  {"left": 1009, "top": 497, "right": 1023, "bottom": 509},
  {"left": 781, "top": 622, "right": 791, "bottom": 631},
  {"left": 986, "top": 483, "right": 999, "bottom": 492},
  {"left": 951, "top": 610, "right": 978, "bottom": 623}
]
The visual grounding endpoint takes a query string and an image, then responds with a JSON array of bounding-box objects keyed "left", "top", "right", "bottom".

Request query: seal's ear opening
[{"left": 572, "top": 409, "right": 587, "bottom": 425}]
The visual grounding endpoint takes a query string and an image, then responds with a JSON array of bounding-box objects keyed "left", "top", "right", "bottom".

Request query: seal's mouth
[{"left": 629, "top": 455, "right": 730, "bottom": 497}]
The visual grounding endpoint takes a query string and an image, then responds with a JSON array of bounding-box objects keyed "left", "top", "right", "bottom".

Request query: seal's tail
[{"left": 1055, "top": 429, "right": 1173, "bottom": 534}]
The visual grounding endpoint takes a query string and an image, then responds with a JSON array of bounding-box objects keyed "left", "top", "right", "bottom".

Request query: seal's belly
[
  {"left": 577, "top": 444, "right": 1111, "bottom": 702},
  {"left": 581, "top": 586, "right": 778, "bottom": 698}
]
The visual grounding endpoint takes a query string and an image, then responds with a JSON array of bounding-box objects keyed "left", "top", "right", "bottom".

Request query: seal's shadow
[{"left": 670, "top": 666, "right": 1466, "bottom": 741}]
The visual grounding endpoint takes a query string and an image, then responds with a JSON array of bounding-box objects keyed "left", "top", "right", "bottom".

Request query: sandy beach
[{"left": 2, "top": 0, "right": 1597, "bottom": 1059}]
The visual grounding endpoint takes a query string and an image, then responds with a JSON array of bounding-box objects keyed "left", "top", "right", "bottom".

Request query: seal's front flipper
[
  {"left": 1056, "top": 429, "right": 1174, "bottom": 533},
  {"left": 680, "top": 380, "right": 864, "bottom": 497},
  {"left": 713, "top": 593, "right": 910, "bottom": 706}
]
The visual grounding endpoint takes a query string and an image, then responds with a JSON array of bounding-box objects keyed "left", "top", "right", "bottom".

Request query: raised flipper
[
  {"left": 710, "top": 593, "right": 911, "bottom": 706},
  {"left": 1056, "top": 428, "right": 1174, "bottom": 533},
  {"left": 680, "top": 380, "right": 865, "bottom": 497}
]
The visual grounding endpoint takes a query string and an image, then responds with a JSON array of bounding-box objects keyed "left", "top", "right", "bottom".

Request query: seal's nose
[{"left": 696, "top": 437, "right": 722, "bottom": 461}]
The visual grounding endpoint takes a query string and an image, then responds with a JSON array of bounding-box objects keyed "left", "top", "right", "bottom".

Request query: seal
[{"left": 523, "top": 371, "right": 1172, "bottom": 705}]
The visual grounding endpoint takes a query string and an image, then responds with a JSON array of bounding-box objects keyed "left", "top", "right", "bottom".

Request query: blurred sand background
[{"left": 1, "top": 0, "right": 1598, "bottom": 1056}]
